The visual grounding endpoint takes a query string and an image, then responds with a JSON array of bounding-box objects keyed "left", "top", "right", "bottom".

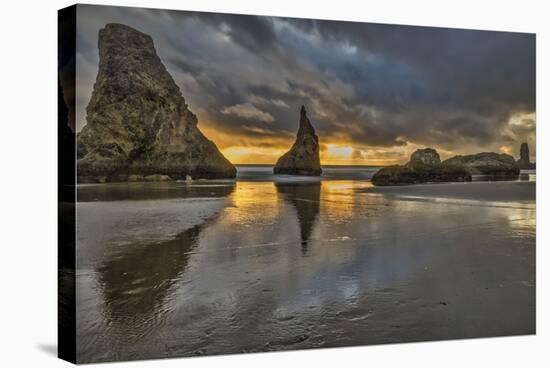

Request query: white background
[{"left": 0, "top": 0, "right": 547, "bottom": 366}]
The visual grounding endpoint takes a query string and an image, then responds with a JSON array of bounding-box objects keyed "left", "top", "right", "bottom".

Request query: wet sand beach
[
  {"left": 364, "top": 180, "right": 535, "bottom": 202},
  {"left": 75, "top": 167, "right": 535, "bottom": 363}
]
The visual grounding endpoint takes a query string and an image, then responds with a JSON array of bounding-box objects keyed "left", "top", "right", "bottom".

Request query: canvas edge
[{"left": 58, "top": 3, "right": 77, "bottom": 364}]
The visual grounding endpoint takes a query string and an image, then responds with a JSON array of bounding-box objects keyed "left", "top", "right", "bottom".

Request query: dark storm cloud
[
  {"left": 198, "top": 13, "right": 279, "bottom": 53},
  {"left": 276, "top": 19, "right": 535, "bottom": 148},
  {"left": 74, "top": 4, "right": 536, "bottom": 159},
  {"left": 290, "top": 19, "right": 535, "bottom": 107}
]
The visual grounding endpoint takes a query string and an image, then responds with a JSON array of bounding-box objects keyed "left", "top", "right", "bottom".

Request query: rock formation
[
  {"left": 274, "top": 106, "right": 322, "bottom": 176},
  {"left": 77, "top": 23, "right": 236, "bottom": 183},
  {"left": 442, "top": 152, "right": 519, "bottom": 177},
  {"left": 372, "top": 148, "right": 471, "bottom": 186},
  {"left": 517, "top": 142, "right": 535, "bottom": 169},
  {"left": 406, "top": 148, "right": 441, "bottom": 168}
]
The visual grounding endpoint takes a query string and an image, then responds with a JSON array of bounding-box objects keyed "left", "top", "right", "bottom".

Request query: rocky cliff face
[
  {"left": 517, "top": 143, "right": 535, "bottom": 169},
  {"left": 273, "top": 106, "right": 321, "bottom": 176},
  {"left": 443, "top": 152, "right": 519, "bottom": 177},
  {"left": 77, "top": 23, "right": 236, "bottom": 183}
]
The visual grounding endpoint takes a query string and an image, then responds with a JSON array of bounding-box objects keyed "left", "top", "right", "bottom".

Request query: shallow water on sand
[{"left": 75, "top": 168, "right": 535, "bottom": 363}]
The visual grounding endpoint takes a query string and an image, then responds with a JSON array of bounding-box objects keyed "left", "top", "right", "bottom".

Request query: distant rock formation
[
  {"left": 274, "top": 106, "right": 322, "bottom": 176},
  {"left": 406, "top": 148, "right": 441, "bottom": 168},
  {"left": 77, "top": 23, "right": 236, "bottom": 183},
  {"left": 517, "top": 142, "right": 535, "bottom": 169},
  {"left": 443, "top": 152, "right": 519, "bottom": 177},
  {"left": 372, "top": 148, "right": 471, "bottom": 186}
]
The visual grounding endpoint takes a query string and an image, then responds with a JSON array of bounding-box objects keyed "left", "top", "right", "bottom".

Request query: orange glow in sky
[
  {"left": 197, "top": 111, "right": 536, "bottom": 166},
  {"left": 199, "top": 123, "right": 409, "bottom": 165}
]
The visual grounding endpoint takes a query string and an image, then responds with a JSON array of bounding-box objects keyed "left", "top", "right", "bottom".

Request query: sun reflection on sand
[
  {"left": 506, "top": 206, "right": 536, "bottom": 238},
  {"left": 223, "top": 182, "right": 282, "bottom": 226}
]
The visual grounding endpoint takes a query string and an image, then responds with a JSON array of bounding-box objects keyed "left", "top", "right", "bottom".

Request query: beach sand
[
  {"left": 75, "top": 176, "right": 535, "bottom": 362},
  {"left": 364, "top": 180, "right": 535, "bottom": 202}
]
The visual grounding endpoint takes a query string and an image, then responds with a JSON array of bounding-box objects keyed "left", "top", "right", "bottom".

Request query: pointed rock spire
[
  {"left": 77, "top": 23, "right": 236, "bottom": 182},
  {"left": 274, "top": 105, "right": 322, "bottom": 176},
  {"left": 297, "top": 105, "right": 315, "bottom": 137}
]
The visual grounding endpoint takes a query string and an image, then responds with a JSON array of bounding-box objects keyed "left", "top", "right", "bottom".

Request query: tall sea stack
[
  {"left": 517, "top": 142, "right": 534, "bottom": 169},
  {"left": 273, "top": 106, "right": 321, "bottom": 176},
  {"left": 77, "top": 23, "right": 236, "bottom": 183}
]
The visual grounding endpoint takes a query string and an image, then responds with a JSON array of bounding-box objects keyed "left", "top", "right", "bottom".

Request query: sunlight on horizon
[{"left": 196, "top": 111, "right": 537, "bottom": 166}]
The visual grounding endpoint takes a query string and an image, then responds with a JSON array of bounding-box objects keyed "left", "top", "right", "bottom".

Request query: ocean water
[
  {"left": 74, "top": 167, "right": 535, "bottom": 363},
  {"left": 236, "top": 165, "right": 381, "bottom": 181},
  {"left": 236, "top": 165, "right": 537, "bottom": 182}
]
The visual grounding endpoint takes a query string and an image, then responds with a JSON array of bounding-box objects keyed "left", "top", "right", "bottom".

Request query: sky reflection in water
[{"left": 75, "top": 178, "right": 535, "bottom": 363}]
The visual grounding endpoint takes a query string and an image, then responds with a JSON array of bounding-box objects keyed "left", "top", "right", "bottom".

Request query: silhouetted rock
[
  {"left": 372, "top": 164, "right": 471, "bottom": 186},
  {"left": 274, "top": 106, "right": 321, "bottom": 176},
  {"left": 372, "top": 148, "right": 471, "bottom": 186},
  {"left": 517, "top": 143, "right": 535, "bottom": 169},
  {"left": 443, "top": 152, "right": 519, "bottom": 178},
  {"left": 77, "top": 23, "right": 236, "bottom": 183}
]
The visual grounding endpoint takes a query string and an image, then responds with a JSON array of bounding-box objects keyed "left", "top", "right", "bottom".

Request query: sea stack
[
  {"left": 372, "top": 148, "right": 471, "bottom": 186},
  {"left": 443, "top": 152, "right": 519, "bottom": 177},
  {"left": 77, "top": 23, "right": 236, "bottom": 183},
  {"left": 517, "top": 142, "right": 535, "bottom": 169},
  {"left": 273, "top": 106, "right": 322, "bottom": 176},
  {"left": 406, "top": 148, "right": 441, "bottom": 168}
]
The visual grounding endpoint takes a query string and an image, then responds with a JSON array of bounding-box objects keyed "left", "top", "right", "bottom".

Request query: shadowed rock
[
  {"left": 443, "top": 152, "right": 519, "bottom": 178},
  {"left": 373, "top": 148, "right": 471, "bottom": 186},
  {"left": 77, "top": 23, "right": 236, "bottom": 183},
  {"left": 407, "top": 148, "right": 440, "bottom": 168},
  {"left": 274, "top": 106, "right": 321, "bottom": 176},
  {"left": 372, "top": 164, "right": 471, "bottom": 186},
  {"left": 517, "top": 143, "right": 535, "bottom": 169}
]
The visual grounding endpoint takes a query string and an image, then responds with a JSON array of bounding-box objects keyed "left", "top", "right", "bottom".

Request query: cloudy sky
[{"left": 74, "top": 4, "right": 535, "bottom": 165}]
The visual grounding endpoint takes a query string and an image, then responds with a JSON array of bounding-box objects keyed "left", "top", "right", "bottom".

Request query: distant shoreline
[{"left": 234, "top": 164, "right": 383, "bottom": 168}]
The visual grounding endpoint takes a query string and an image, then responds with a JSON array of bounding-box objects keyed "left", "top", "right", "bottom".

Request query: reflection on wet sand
[
  {"left": 76, "top": 179, "right": 535, "bottom": 363},
  {"left": 276, "top": 182, "right": 321, "bottom": 254},
  {"left": 76, "top": 182, "right": 235, "bottom": 362},
  {"left": 92, "top": 224, "right": 204, "bottom": 360},
  {"left": 97, "top": 223, "right": 203, "bottom": 326},
  {"left": 78, "top": 181, "right": 236, "bottom": 202}
]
